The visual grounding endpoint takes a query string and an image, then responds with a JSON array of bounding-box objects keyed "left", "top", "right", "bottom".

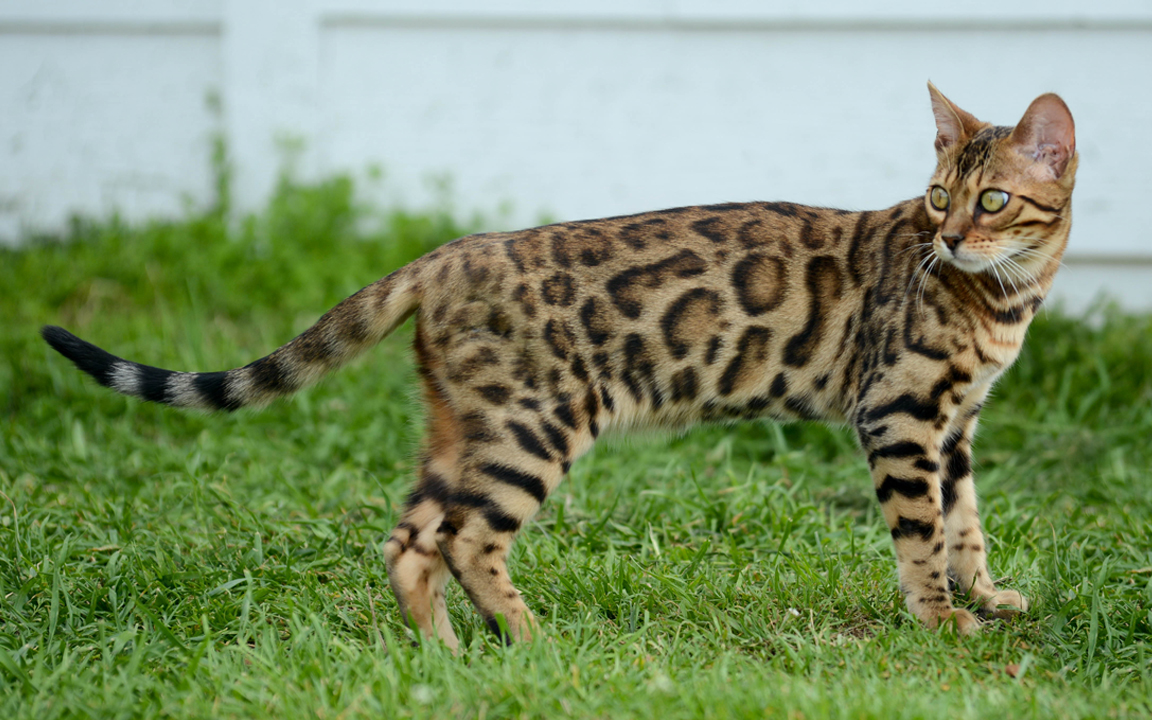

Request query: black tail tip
[
  {"left": 41, "top": 325, "right": 82, "bottom": 357},
  {"left": 41, "top": 325, "right": 119, "bottom": 386}
]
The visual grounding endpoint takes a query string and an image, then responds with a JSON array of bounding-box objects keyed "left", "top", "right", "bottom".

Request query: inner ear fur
[{"left": 1009, "top": 93, "right": 1076, "bottom": 180}]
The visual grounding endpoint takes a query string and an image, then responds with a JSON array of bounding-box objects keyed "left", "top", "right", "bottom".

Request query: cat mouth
[
  {"left": 936, "top": 241, "right": 1044, "bottom": 286},
  {"left": 934, "top": 241, "right": 989, "bottom": 274}
]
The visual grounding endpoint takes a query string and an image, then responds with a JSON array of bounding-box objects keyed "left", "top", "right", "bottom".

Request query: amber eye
[
  {"left": 980, "top": 189, "right": 1009, "bottom": 213},
  {"left": 929, "top": 186, "right": 950, "bottom": 211}
]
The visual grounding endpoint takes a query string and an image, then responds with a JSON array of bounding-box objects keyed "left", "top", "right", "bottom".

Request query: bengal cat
[{"left": 43, "top": 83, "right": 1076, "bottom": 648}]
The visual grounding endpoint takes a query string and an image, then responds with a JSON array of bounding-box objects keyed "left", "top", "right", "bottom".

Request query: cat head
[{"left": 924, "top": 83, "right": 1077, "bottom": 282}]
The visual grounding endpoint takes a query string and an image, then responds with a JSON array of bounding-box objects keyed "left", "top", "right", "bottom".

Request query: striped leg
[
  {"left": 941, "top": 419, "right": 1028, "bottom": 619},
  {"left": 434, "top": 442, "right": 568, "bottom": 644},
  {"left": 384, "top": 461, "right": 460, "bottom": 649},
  {"left": 863, "top": 425, "right": 980, "bottom": 634},
  {"left": 384, "top": 372, "right": 466, "bottom": 649}
]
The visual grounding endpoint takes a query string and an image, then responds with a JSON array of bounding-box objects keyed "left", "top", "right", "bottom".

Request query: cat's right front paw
[
  {"left": 928, "top": 607, "right": 981, "bottom": 636},
  {"left": 911, "top": 597, "right": 981, "bottom": 636},
  {"left": 977, "top": 589, "right": 1029, "bottom": 620}
]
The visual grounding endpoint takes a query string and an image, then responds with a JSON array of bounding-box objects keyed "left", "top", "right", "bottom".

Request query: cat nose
[{"left": 941, "top": 233, "right": 964, "bottom": 251}]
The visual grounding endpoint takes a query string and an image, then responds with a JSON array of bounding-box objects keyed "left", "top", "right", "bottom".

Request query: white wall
[
  {"left": 2, "top": 0, "right": 1151, "bottom": 311},
  {"left": 0, "top": 1, "right": 222, "bottom": 239}
]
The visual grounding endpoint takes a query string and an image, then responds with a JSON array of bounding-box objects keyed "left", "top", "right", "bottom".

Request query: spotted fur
[{"left": 43, "top": 84, "right": 1076, "bottom": 646}]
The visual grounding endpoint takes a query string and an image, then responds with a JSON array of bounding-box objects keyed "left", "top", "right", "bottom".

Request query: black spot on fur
[
  {"left": 436, "top": 518, "right": 459, "bottom": 536},
  {"left": 765, "top": 202, "right": 800, "bottom": 218},
  {"left": 476, "top": 384, "right": 512, "bottom": 405},
  {"left": 551, "top": 227, "right": 614, "bottom": 268},
  {"left": 732, "top": 254, "right": 787, "bottom": 318},
  {"left": 505, "top": 421, "right": 553, "bottom": 462},
  {"left": 598, "top": 385, "right": 616, "bottom": 413},
  {"left": 717, "top": 326, "right": 772, "bottom": 396},
  {"left": 621, "top": 333, "right": 661, "bottom": 408},
  {"left": 541, "top": 273, "right": 576, "bottom": 306},
  {"left": 607, "top": 250, "right": 708, "bottom": 319},
  {"left": 745, "top": 395, "right": 770, "bottom": 412},
  {"left": 543, "top": 319, "right": 576, "bottom": 360},
  {"left": 409, "top": 469, "right": 452, "bottom": 506},
  {"left": 583, "top": 387, "right": 601, "bottom": 438},
  {"left": 479, "top": 462, "right": 548, "bottom": 503},
  {"left": 540, "top": 421, "right": 570, "bottom": 457},
  {"left": 737, "top": 219, "right": 764, "bottom": 248},
  {"left": 579, "top": 297, "right": 612, "bottom": 346},
  {"left": 875, "top": 475, "right": 931, "bottom": 503},
  {"left": 784, "top": 396, "right": 820, "bottom": 421},
  {"left": 799, "top": 219, "right": 822, "bottom": 249},
  {"left": 670, "top": 367, "right": 699, "bottom": 402},
  {"left": 487, "top": 308, "right": 513, "bottom": 338},
  {"left": 890, "top": 517, "right": 936, "bottom": 541},
  {"left": 914, "top": 458, "right": 940, "bottom": 473},
  {"left": 448, "top": 490, "right": 492, "bottom": 509},
  {"left": 661, "top": 288, "right": 723, "bottom": 360},
  {"left": 945, "top": 447, "right": 971, "bottom": 483},
  {"left": 571, "top": 355, "right": 589, "bottom": 382},
  {"left": 868, "top": 441, "right": 926, "bottom": 464},
  {"left": 705, "top": 336, "right": 723, "bottom": 366},
  {"left": 483, "top": 509, "right": 521, "bottom": 534},
  {"left": 864, "top": 393, "right": 940, "bottom": 423},
  {"left": 692, "top": 217, "right": 729, "bottom": 244},
  {"left": 783, "top": 256, "right": 842, "bottom": 367},
  {"left": 846, "top": 212, "right": 874, "bottom": 286},
  {"left": 769, "top": 373, "right": 788, "bottom": 398},
  {"left": 554, "top": 402, "right": 577, "bottom": 429},
  {"left": 461, "top": 412, "right": 499, "bottom": 443},
  {"left": 903, "top": 305, "right": 950, "bottom": 360},
  {"left": 291, "top": 328, "right": 339, "bottom": 365},
  {"left": 512, "top": 283, "right": 538, "bottom": 319}
]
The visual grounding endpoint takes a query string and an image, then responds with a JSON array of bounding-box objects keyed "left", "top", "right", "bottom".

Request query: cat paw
[
  {"left": 934, "top": 607, "right": 981, "bottom": 636},
  {"left": 977, "top": 590, "right": 1029, "bottom": 620}
]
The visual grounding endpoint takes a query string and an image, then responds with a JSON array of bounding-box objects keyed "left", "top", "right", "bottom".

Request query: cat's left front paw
[{"left": 977, "top": 589, "right": 1029, "bottom": 619}]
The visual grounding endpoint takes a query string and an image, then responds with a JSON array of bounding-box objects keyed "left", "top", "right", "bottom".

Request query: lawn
[{"left": 2, "top": 176, "right": 1151, "bottom": 719}]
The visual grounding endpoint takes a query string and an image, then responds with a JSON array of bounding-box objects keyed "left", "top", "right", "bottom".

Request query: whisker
[
  {"left": 995, "top": 257, "right": 1023, "bottom": 297},
  {"left": 897, "top": 238, "right": 935, "bottom": 256},
  {"left": 988, "top": 261, "right": 1010, "bottom": 305},
  {"left": 902, "top": 245, "right": 937, "bottom": 311},
  {"left": 917, "top": 256, "right": 939, "bottom": 317},
  {"left": 1006, "top": 245, "right": 1069, "bottom": 273}
]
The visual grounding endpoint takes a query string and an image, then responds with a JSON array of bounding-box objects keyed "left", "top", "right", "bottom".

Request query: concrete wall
[{"left": 2, "top": 0, "right": 1150, "bottom": 311}]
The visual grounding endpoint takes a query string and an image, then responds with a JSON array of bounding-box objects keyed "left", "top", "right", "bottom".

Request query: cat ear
[
  {"left": 927, "top": 81, "right": 982, "bottom": 151},
  {"left": 1009, "top": 93, "right": 1076, "bottom": 180}
]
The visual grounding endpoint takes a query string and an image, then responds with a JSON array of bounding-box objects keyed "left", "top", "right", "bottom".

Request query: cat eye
[
  {"left": 929, "top": 186, "right": 950, "bottom": 211},
  {"left": 979, "top": 189, "right": 1009, "bottom": 213}
]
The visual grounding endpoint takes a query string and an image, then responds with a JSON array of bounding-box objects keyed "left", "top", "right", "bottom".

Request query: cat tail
[{"left": 41, "top": 264, "right": 424, "bottom": 412}]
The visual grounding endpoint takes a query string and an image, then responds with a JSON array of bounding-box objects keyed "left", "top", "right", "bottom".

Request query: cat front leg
[
  {"left": 858, "top": 423, "right": 980, "bottom": 634},
  {"left": 941, "top": 416, "right": 1029, "bottom": 619}
]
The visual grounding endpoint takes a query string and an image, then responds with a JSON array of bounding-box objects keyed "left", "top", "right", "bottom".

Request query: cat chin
[
  {"left": 935, "top": 244, "right": 1026, "bottom": 277},
  {"left": 949, "top": 257, "right": 994, "bottom": 274},
  {"left": 933, "top": 246, "right": 987, "bottom": 274}
]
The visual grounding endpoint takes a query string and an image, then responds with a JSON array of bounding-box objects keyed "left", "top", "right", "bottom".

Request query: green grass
[{"left": 2, "top": 177, "right": 1152, "bottom": 718}]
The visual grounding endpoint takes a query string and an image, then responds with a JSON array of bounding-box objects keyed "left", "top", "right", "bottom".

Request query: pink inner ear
[{"left": 1013, "top": 94, "right": 1076, "bottom": 178}]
